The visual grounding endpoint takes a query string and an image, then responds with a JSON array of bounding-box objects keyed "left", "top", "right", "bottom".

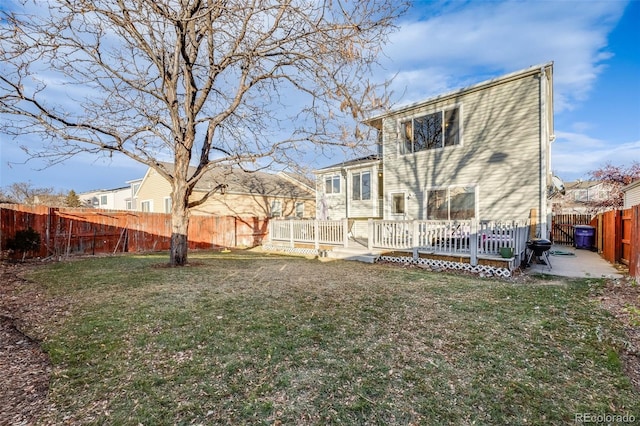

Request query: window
[
  {"left": 426, "top": 186, "right": 475, "bottom": 220},
  {"left": 100, "top": 195, "right": 108, "bottom": 205},
  {"left": 324, "top": 175, "right": 341, "bottom": 194},
  {"left": 352, "top": 171, "right": 371, "bottom": 201},
  {"left": 132, "top": 183, "right": 141, "bottom": 196},
  {"left": 141, "top": 200, "right": 152, "bottom": 212},
  {"left": 271, "top": 200, "right": 282, "bottom": 217},
  {"left": 126, "top": 199, "right": 132, "bottom": 210},
  {"left": 164, "top": 197, "right": 172, "bottom": 214},
  {"left": 295, "top": 202, "right": 304, "bottom": 218},
  {"left": 391, "top": 193, "right": 405, "bottom": 214},
  {"left": 401, "top": 106, "right": 460, "bottom": 154}
]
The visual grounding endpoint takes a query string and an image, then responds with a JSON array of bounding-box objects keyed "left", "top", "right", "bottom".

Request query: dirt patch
[
  {"left": 0, "top": 260, "right": 71, "bottom": 425},
  {"left": 597, "top": 276, "right": 640, "bottom": 392}
]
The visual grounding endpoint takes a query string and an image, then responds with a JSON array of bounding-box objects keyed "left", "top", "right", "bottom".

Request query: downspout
[{"left": 539, "top": 66, "right": 549, "bottom": 239}]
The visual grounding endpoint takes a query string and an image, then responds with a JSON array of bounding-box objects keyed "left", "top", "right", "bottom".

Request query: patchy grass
[{"left": 24, "top": 251, "right": 639, "bottom": 424}]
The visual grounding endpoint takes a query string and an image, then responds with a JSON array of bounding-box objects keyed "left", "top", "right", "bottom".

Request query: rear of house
[{"left": 364, "top": 62, "right": 554, "bottom": 236}]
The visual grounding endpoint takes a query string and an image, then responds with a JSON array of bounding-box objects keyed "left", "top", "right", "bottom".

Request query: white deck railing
[{"left": 268, "top": 218, "right": 531, "bottom": 265}]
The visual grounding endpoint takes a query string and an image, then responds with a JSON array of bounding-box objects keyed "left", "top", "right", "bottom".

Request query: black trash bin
[{"left": 574, "top": 225, "right": 595, "bottom": 249}]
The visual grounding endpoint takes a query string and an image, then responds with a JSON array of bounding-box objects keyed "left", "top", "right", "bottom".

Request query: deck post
[
  {"left": 289, "top": 220, "right": 294, "bottom": 248},
  {"left": 368, "top": 218, "right": 373, "bottom": 251},
  {"left": 343, "top": 218, "right": 349, "bottom": 248},
  {"left": 314, "top": 220, "right": 319, "bottom": 250},
  {"left": 470, "top": 219, "right": 478, "bottom": 266}
]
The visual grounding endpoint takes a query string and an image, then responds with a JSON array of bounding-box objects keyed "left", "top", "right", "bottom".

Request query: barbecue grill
[{"left": 526, "top": 238, "right": 552, "bottom": 269}]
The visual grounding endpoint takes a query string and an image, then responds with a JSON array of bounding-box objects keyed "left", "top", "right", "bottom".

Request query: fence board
[
  {"left": 0, "top": 205, "right": 267, "bottom": 259},
  {"left": 551, "top": 214, "right": 592, "bottom": 245}
]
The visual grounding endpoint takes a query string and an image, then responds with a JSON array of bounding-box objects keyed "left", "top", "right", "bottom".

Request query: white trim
[
  {"left": 140, "top": 199, "right": 153, "bottom": 213},
  {"left": 423, "top": 184, "right": 478, "bottom": 221},
  {"left": 396, "top": 103, "right": 463, "bottom": 158}
]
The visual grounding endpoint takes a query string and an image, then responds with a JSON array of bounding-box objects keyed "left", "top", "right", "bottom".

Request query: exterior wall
[
  {"left": 190, "top": 192, "right": 315, "bottom": 218},
  {"left": 137, "top": 167, "right": 315, "bottom": 217},
  {"left": 379, "top": 68, "right": 551, "bottom": 224},
  {"left": 79, "top": 188, "right": 131, "bottom": 210},
  {"left": 316, "top": 162, "right": 382, "bottom": 219},
  {"left": 624, "top": 181, "right": 640, "bottom": 208},
  {"left": 135, "top": 167, "right": 173, "bottom": 212}
]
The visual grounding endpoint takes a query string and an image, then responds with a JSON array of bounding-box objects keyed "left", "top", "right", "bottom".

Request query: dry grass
[{"left": 16, "top": 251, "right": 640, "bottom": 425}]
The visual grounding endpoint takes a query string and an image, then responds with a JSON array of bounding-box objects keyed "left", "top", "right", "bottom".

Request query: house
[
  {"left": 136, "top": 163, "right": 316, "bottom": 218},
  {"left": 623, "top": 179, "right": 640, "bottom": 208},
  {"left": 315, "top": 62, "right": 555, "bottom": 237},
  {"left": 551, "top": 180, "right": 613, "bottom": 214},
  {"left": 79, "top": 180, "right": 141, "bottom": 210}
]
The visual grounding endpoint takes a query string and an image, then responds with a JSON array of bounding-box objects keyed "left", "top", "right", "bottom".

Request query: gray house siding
[{"left": 379, "top": 65, "right": 552, "bottom": 224}]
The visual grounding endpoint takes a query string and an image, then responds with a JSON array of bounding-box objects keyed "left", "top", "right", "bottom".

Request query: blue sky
[{"left": 1, "top": 0, "right": 639, "bottom": 193}]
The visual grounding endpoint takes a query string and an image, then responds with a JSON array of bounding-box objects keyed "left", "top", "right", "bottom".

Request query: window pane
[
  {"left": 402, "top": 121, "right": 413, "bottom": 154},
  {"left": 295, "top": 202, "right": 304, "bottom": 218},
  {"left": 414, "top": 112, "right": 442, "bottom": 151},
  {"left": 333, "top": 176, "right": 340, "bottom": 194},
  {"left": 449, "top": 186, "right": 475, "bottom": 219},
  {"left": 392, "top": 194, "right": 405, "bottom": 214},
  {"left": 352, "top": 172, "right": 361, "bottom": 200},
  {"left": 444, "top": 108, "right": 459, "bottom": 147},
  {"left": 361, "top": 172, "right": 371, "bottom": 200},
  {"left": 427, "top": 189, "right": 448, "bottom": 220},
  {"left": 325, "top": 177, "right": 333, "bottom": 194}
]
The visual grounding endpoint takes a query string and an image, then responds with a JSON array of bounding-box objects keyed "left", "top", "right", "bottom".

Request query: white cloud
[
  {"left": 380, "top": 1, "right": 626, "bottom": 112},
  {"left": 552, "top": 130, "right": 640, "bottom": 180}
]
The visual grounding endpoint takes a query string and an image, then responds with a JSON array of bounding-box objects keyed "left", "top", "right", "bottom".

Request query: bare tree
[
  {"left": 0, "top": 181, "right": 57, "bottom": 205},
  {"left": 588, "top": 161, "right": 640, "bottom": 211},
  {"left": 0, "top": 0, "right": 406, "bottom": 265}
]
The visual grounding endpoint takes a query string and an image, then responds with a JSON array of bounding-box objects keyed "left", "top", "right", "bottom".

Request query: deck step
[{"left": 327, "top": 247, "right": 380, "bottom": 263}]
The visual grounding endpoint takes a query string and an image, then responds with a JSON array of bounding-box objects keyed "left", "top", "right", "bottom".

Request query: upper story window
[
  {"left": 352, "top": 171, "right": 371, "bottom": 201},
  {"left": 324, "top": 175, "right": 341, "bottom": 195},
  {"left": 100, "top": 195, "right": 108, "bottom": 205},
  {"left": 401, "top": 106, "right": 460, "bottom": 154}
]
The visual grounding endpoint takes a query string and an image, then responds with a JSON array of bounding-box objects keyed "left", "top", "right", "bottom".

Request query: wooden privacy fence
[
  {"left": 551, "top": 214, "right": 593, "bottom": 245},
  {"left": 592, "top": 205, "right": 640, "bottom": 281},
  {"left": 0, "top": 204, "right": 268, "bottom": 259}
]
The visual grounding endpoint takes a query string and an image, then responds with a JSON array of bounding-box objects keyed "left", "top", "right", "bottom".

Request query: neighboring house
[
  {"left": 136, "top": 163, "right": 316, "bottom": 218},
  {"left": 79, "top": 186, "right": 135, "bottom": 210},
  {"left": 315, "top": 62, "right": 555, "bottom": 236},
  {"left": 623, "top": 179, "right": 640, "bottom": 208},
  {"left": 552, "top": 180, "right": 614, "bottom": 214}
]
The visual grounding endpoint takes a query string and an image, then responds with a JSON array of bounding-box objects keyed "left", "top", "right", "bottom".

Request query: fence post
[
  {"left": 470, "top": 219, "right": 478, "bottom": 266},
  {"left": 289, "top": 220, "right": 294, "bottom": 248},
  {"left": 368, "top": 218, "right": 373, "bottom": 251}
]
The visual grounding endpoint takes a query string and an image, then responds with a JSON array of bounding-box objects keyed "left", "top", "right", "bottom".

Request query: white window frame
[
  {"left": 100, "top": 195, "right": 108, "bottom": 205},
  {"left": 398, "top": 104, "right": 462, "bottom": 156},
  {"left": 295, "top": 202, "right": 304, "bottom": 218},
  {"left": 424, "top": 184, "right": 478, "bottom": 220},
  {"left": 391, "top": 192, "right": 406, "bottom": 215},
  {"left": 141, "top": 200, "right": 153, "bottom": 212},
  {"left": 271, "top": 200, "right": 282, "bottom": 217},
  {"left": 352, "top": 171, "right": 371, "bottom": 201},
  {"left": 164, "top": 197, "right": 172, "bottom": 214},
  {"left": 324, "top": 175, "right": 341, "bottom": 195}
]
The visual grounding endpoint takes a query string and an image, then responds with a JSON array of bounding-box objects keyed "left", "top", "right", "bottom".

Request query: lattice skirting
[
  {"left": 262, "top": 244, "right": 320, "bottom": 257},
  {"left": 378, "top": 255, "right": 512, "bottom": 278}
]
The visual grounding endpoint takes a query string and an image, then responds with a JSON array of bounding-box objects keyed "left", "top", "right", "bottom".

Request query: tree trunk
[{"left": 170, "top": 184, "right": 191, "bottom": 266}]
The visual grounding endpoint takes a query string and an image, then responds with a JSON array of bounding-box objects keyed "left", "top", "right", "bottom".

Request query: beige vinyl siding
[
  {"left": 382, "top": 72, "right": 545, "bottom": 221},
  {"left": 190, "top": 192, "right": 314, "bottom": 218},
  {"left": 135, "top": 168, "right": 173, "bottom": 213}
]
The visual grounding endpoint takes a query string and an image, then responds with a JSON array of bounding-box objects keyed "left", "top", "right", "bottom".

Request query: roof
[
  {"left": 314, "top": 155, "right": 381, "bottom": 173},
  {"left": 156, "top": 162, "right": 315, "bottom": 199},
  {"left": 364, "top": 62, "right": 554, "bottom": 129},
  {"left": 622, "top": 179, "right": 640, "bottom": 192},
  {"left": 564, "top": 181, "right": 605, "bottom": 190}
]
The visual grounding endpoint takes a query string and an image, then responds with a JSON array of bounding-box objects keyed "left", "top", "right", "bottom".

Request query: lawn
[{"left": 21, "top": 251, "right": 640, "bottom": 424}]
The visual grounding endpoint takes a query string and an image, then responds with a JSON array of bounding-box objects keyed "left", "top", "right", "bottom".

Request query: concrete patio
[{"left": 524, "top": 245, "right": 624, "bottom": 279}]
